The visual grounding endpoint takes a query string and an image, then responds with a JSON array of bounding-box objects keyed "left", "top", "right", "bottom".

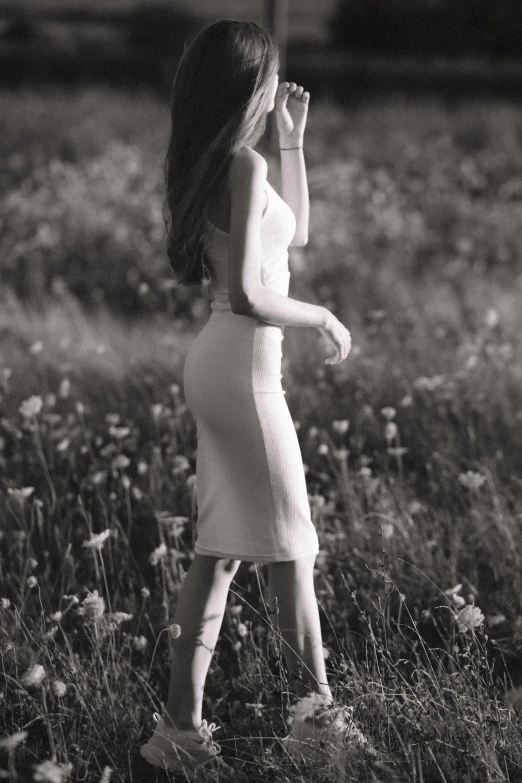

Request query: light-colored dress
[{"left": 182, "top": 180, "right": 320, "bottom": 562}]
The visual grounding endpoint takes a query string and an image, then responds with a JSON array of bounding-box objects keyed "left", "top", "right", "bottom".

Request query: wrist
[
  {"left": 279, "top": 139, "right": 304, "bottom": 149},
  {"left": 320, "top": 307, "right": 334, "bottom": 329}
]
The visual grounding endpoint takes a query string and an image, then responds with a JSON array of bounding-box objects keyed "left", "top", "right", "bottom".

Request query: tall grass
[{"left": 1, "top": 86, "right": 522, "bottom": 781}]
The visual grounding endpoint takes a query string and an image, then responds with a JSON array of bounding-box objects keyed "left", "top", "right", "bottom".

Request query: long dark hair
[{"left": 164, "top": 20, "right": 280, "bottom": 287}]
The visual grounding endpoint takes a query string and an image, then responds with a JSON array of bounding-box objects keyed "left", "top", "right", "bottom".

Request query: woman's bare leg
[
  {"left": 266, "top": 555, "right": 333, "bottom": 704},
  {"left": 163, "top": 553, "right": 241, "bottom": 730}
]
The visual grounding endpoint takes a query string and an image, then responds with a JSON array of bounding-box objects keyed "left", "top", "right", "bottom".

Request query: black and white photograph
[{"left": 1, "top": 1, "right": 522, "bottom": 780}]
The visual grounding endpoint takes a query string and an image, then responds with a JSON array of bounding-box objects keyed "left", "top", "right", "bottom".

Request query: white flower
[
  {"left": 19, "top": 395, "right": 43, "bottom": 418},
  {"left": 59, "top": 378, "right": 70, "bottom": 399},
  {"left": 169, "top": 623, "right": 182, "bottom": 639},
  {"left": 237, "top": 622, "right": 248, "bottom": 637},
  {"left": 30, "top": 341, "right": 43, "bottom": 354},
  {"left": 26, "top": 576, "right": 38, "bottom": 588},
  {"left": 51, "top": 680, "right": 67, "bottom": 697},
  {"left": 459, "top": 471, "right": 486, "bottom": 491},
  {"left": 332, "top": 419, "right": 349, "bottom": 433},
  {"left": 7, "top": 487, "right": 35, "bottom": 504},
  {"left": 1, "top": 598, "right": 10, "bottom": 609},
  {"left": 80, "top": 590, "right": 105, "bottom": 622},
  {"left": 380, "top": 407, "right": 396, "bottom": 420},
  {"left": 245, "top": 702, "right": 265, "bottom": 717},
  {"left": 99, "top": 767, "right": 113, "bottom": 783},
  {"left": 456, "top": 604, "right": 485, "bottom": 633},
  {"left": 49, "top": 611, "right": 62, "bottom": 622},
  {"left": 140, "top": 587, "right": 150, "bottom": 599},
  {"left": 82, "top": 529, "right": 111, "bottom": 551},
  {"left": 112, "top": 454, "right": 130, "bottom": 470},
  {"left": 317, "top": 443, "right": 329, "bottom": 455},
  {"left": 132, "top": 635, "right": 148, "bottom": 651},
  {"left": 137, "top": 460, "right": 148, "bottom": 475},
  {"left": 108, "top": 425, "right": 130, "bottom": 439},
  {"left": 0, "top": 730, "right": 28, "bottom": 750},
  {"left": 21, "top": 663, "right": 46, "bottom": 688},
  {"left": 384, "top": 421, "right": 398, "bottom": 441},
  {"left": 33, "top": 760, "right": 73, "bottom": 782},
  {"left": 485, "top": 308, "right": 499, "bottom": 328},
  {"left": 148, "top": 542, "right": 167, "bottom": 566}
]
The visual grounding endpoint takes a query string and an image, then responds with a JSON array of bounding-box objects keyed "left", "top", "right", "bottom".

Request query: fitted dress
[{"left": 182, "top": 179, "right": 320, "bottom": 563}]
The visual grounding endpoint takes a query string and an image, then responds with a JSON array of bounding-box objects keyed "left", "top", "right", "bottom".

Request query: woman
[{"left": 140, "top": 19, "right": 352, "bottom": 776}]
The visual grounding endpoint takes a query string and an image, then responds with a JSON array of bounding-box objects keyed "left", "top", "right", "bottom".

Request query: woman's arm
[
  {"left": 275, "top": 81, "right": 311, "bottom": 246},
  {"left": 281, "top": 146, "right": 309, "bottom": 246}
]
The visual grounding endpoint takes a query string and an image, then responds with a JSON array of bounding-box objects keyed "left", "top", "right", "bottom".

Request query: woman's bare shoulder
[{"left": 230, "top": 147, "right": 268, "bottom": 182}]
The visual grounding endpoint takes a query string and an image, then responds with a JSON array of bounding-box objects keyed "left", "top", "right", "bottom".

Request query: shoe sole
[{"left": 140, "top": 743, "right": 229, "bottom": 776}]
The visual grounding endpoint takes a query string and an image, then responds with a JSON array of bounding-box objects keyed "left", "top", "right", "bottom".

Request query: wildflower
[
  {"left": 30, "top": 341, "right": 43, "bottom": 354},
  {"left": 413, "top": 375, "right": 445, "bottom": 392},
  {"left": 400, "top": 394, "right": 413, "bottom": 407},
  {"left": 380, "top": 407, "right": 396, "bottom": 420},
  {"left": 359, "top": 466, "right": 372, "bottom": 478},
  {"left": 100, "top": 767, "right": 113, "bottom": 783},
  {"left": 151, "top": 403, "right": 163, "bottom": 422},
  {"left": 91, "top": 471, "right": 106, "bottom": 486},
  {"left": 33, "top": 760, "right": 73, "bottom": 782},
  {"left": 112, "top": 454, "right": 130, "bottom": 470},
  {"left": 108, "top": 425, "right": 130, "bottom": 439},
  {"left": 232, "top": 641, "right": 242, "bottom": 652},
  {"left": 229, "top": 605, "right": 242, "bottom": 616},
  {"left": 45, "top": 393, "right": 57, "bottom": 407},
  {"left": 108, "top": 612, "right": 133, "bottom": 626},
  {"left": 384, "top": 422, "right": 398, "bottom": 441},
  {"left": 7, "top": 486, "right": 35, "bottom": 504},
  {"left": 170, "top": 383, "right": 180, "bottom": 397},
  {"left": 63, "top": 594, "right": 79, "bottom": 605},
  {"left": 332, "top": 419, "right": 349, "bottom": 433},
  {"left": 172, "top": 455, "right": 190, "bottom": 474},
  {"left": 323, "top": 646, "right": 330, "bottom": 660},
  {"left": 121, "top": 475, "right": 131, "bottom": 490},
  {"left": 1, "top": 598, "right": 10, "bottom": 609},
  {"left": 293, "top": 419, "right": 301, "bottom": 430},
  {"left": 59, "top": 378, "right": 70, "bottom": 399},
  {"left": 80, "top": 590, "right": 105, "bottom": 622},
  {"left": 485, "top": 308, "right": 499, "bottom": 328},
  {"left": 56, "top": 438, "right": 70, "bottom": 453},
  {"left": 169, "top": 623, "right": 182, "bottom": 639},
  {"left": 137, "top": 460, "right": 148, "bottom": 475},
  {"left": 387, "top": 447, "right": 408, "bottom": 456},
  {"left": 105, "top": 413, "right": 120, "bottom": 425},
  {"left": 82, "top": 529, "right": 111, "bottom": 551},
  {"left": 456, "top": 604, "right": 485, "bottom": 633},
  {"left": 21, "top": 663, "right": 46, "bottom": 688},
  {"left": 19, "top": 395, "right": 43, "bottom": 418},
  {"left": 132, "top": 486, "right": 143, "bottom": 501},
  {"left": 51, "top": 681, "right": 67, "bottom": 697},
  {"left": 308, "top": 493, "right": 325, "bottom": 509},
  {"left": 0, "top": 730, "right": 28, "bottom": 750},
  {"left": 381, "top": 522, "right": 395, "bottom": 539},
  {"left": 27, "top": 576, "right": 38, "bottom": 589},
  {"left": 333, "top": 448, "right": 349, "bottom": 460},
  {"left": 245, "top": 703, "right": 265, "bottom": 718},
  {"left": 49, "top": 611, "right": 62, "bottom": 622},
  {"left": 459, "top": 471, "right": 486, "bottom": 491},
  {"left": 148, "top": 542, "right": 167, "bottom": 566},
  {"left": 308, "top": 426, "right": 319, "bottom": 438},
  {"left": 140, "top": 587, "right": 150, "bottom": 599},
  {"left": 317, "top": 443, "right": 329, "bottom": 455},
  {"left": 237, "top": 623, "right": 248, "bottom": 637},
  {"left": 132, "top": 635, "right": 148, "bottom": 651},
  {"left": 75, "top": 401, "right": 85, "bottom": 416}
]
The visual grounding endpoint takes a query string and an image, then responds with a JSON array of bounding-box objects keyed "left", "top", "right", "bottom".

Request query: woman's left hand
[{"left": 275, "top": 81, "right": 310, "bottom": 147}]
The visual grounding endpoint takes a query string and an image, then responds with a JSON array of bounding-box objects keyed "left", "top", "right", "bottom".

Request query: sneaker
[
  {"left": 140, "top": 711, "right": 229, "bottom": 777},
  {"left": 281, "top": 693, "right": 365, "bottom": 764}
]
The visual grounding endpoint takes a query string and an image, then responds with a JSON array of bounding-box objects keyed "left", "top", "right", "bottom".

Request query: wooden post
[{"left": 267, "top": 0, "right": 289, "bottom": 152}]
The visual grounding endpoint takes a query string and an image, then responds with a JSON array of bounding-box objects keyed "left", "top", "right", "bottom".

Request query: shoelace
[
  {"left": 152, "top": 713, "right": 222, "bottom": 754},
  {"left": 195, "top": 719, "right": 222, "bottom": 754}
]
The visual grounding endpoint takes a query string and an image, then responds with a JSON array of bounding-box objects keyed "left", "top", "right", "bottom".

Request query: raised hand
[{"left": 275, "top": 81, "right": 310, "bottom": 147}]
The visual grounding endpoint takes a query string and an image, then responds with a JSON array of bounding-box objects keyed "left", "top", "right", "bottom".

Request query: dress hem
[{"left": 193, "top": 543, "right": 320, "bottom": 563}]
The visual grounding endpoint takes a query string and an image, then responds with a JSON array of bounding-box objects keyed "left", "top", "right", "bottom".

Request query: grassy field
[{"left": 1, "top": 85, "right": 522, "bottom": 782}]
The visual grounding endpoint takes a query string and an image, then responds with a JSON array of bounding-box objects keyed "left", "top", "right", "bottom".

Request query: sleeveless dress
[{"left": 182, "top": 179, "right": 320, "bottom": 562}]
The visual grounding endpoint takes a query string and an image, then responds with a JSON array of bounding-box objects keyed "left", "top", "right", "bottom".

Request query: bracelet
[{"left": 280, "top": 146, "right": 303, "bottom": 150}]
